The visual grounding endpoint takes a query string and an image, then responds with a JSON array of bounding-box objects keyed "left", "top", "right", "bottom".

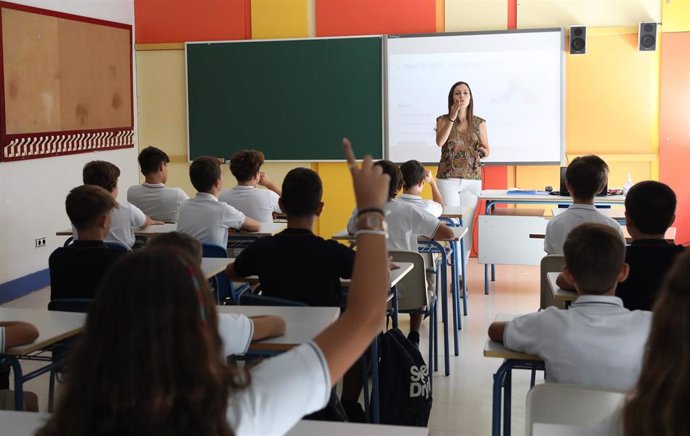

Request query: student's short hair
[
  {"left": 229, "top": 150, "right": 264, "bottom": 183},
  {"left": 625, "top": 181, "right": 676, "bottom": 235},
  {"left": 138, "top": 146, "right": 170, "bottom": 176},
  {"left": 147, "top": 232, "right": 203, "bottom": 264},
  {"left": 83, "top": 161, "right": 120, "bottom": 193},
  {"left": 66, "top": 185, "right": 116, "bottom": 231},
  {"left": 189, "top": 156, "right": 221, "bottom": 193},
  {"left": 374, "top": 160, "right": 403, "bottom": 201},
  {"left": 400, "top": 160, "right": 426, "bottom": 190},
  {"left": 280, "top": 168, "right": 322, "bottom": 217},
  {"left": 565, "top": 155, "right": 608, "bottom": 200},
  {"left": 563, "top": 223, "right": 625, "bottom": 294}
]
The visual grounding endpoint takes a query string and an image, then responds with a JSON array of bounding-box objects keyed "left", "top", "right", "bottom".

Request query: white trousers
[{"left": 436, "top": 178, "right": 482, "bottom": 266}]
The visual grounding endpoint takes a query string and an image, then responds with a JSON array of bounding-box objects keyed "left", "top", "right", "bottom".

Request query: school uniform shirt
[
  {"left": 347, "top": 199, "right": 441, "bottom": 252},
  {"left": 177, "top": 193, "right": 246, "bottom": 248},
  {"left": 232, "top": 228, "right": 354, "bottom": 307},
  {"left": 106, "top": 200, "right": 147, "bottom": 248},
  {"left": 217, "top": 313, "right": 253, "bottom": 356},
  {"left": 504, "top": 295, "right": 652, "bottom": 391},
  {"left": 219, "top": 186, "right": 281, "bottom": 223},
  {"left": 49, "top": 240, "right": 126, "bottom": 300},
  {"left": 398, "top": 193, "right": 443, "bottom": 217},
  {"left": 544, "top": 204, "right": 623, "bottom": 254},
  {"left": 226, "top": 341, "right": 330, "bottom": 436},
  {"left": 127, "top": 183, "right": 189, "bottom": 223},
  {"left": 616, "top": 240, "right": 685, "bottom": 311}
]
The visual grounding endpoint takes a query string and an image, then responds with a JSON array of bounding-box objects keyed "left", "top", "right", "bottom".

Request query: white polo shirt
[
  {"left": 347, "top": 198, "right": 441, "bottom": 252},
  {"left": 398, "top": 193, "right": 443, "bottom": 217},
  {"left": 504, "top": 295, "right": 652, "bottom": 391},
  {"left": 226, "top": 341, "right": 331, "bottom": 435},
  {"left": 127, "top": 183, "right": 189, "bottom": 223},
  {"left": 177, "top": 192, "right": 246, "bottom": 247},
  {"left": 217, "top": 313, "right": 253, "bottom": 356},
  {"left": 219, "top": 186, "right": 281, "bottom": 223},
  {"left": 544, "top": 204, "right": 624, "bottom": 254},
  {"left": 106, "top": 200, "right": 147, "bottom": 249}
]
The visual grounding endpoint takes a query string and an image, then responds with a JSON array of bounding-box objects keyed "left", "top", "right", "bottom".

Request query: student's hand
[
  {"left": 424, "top": 170, "right": 436, "bottom": 185},
  {"left": 151, "top": 219, "right": 165, "bottom": 225},
  {"left": 258, "top": 172, "right": 271, "bottom": 187},
  {"left": 343, "top": 138, "right": 388, "bottom": 211}
]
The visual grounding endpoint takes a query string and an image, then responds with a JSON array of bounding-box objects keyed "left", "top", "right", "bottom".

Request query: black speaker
[
  {"left": 639, "top": 22, "right": 658, "bottom": 51},
  {"left": 569, "top": 25, "right": 587, "bottom": 55}
]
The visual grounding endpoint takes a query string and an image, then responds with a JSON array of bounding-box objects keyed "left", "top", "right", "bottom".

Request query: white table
[
  {"left": 201, "top": 257, "right": 234, "bottom": 278},
  {"left": 0, "top": 411, "right": 428, "bottom": 436},
  {"left": 217, "top": 305, "right": 340, "bottom": 352},
  {"left": 546, "top": 272, "right": 578, "bottom": 306},
  {"left": 529, "top": 226, "right": 677, "bottom": 243},
  {"left": 551, "top": 207, "right": 625, "bottom": 220}
]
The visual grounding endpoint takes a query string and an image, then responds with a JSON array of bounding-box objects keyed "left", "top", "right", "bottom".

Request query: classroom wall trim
[{"left": 0, "top": 268, "right": 49, "bottom": 304}]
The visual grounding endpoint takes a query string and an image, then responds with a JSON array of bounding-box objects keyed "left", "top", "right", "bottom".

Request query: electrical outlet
[{"left": 35, "top": 237, "right": 46, "bottom": 248}]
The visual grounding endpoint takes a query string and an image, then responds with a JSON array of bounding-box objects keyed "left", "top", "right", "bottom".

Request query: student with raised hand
[
  {"left": 177, "top": 156, "right": 261, "bottom": 248},
  {"left": 0, "top": 321, "right": 39, "bottom": 411},
  {"left": 83, "top": 160, "right": 163, "bottom": 249},
  {"left": 219, "top": 149, "right": 282, "bottom": 223},
  {"left": 544, "top": 155, "right": 622, "bottom": 254},
  {"left": 37, "top": 139, "right": 391, "bottom": 436},
  {"left": 622, "top": 249, "right": 690, "bottom": 436},
  {"left": 127, "top": 146, "right": 189, "bottom": 223},
  {"left": 489, "top": 223, "right": 651, "bottom": 391}
]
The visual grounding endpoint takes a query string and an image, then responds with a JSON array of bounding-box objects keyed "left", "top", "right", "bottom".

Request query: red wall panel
[
  {"left": 659, "top": 32, "right": 690, "bottom": 245},
  {"left": 134, "top": 0, "right": 250, "bottom": 43},
  {"left": 316, "top": 0, "right": 436, "bottom": 36}
]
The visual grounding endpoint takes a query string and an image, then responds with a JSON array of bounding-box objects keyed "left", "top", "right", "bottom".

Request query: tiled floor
[{"left": 3, "top": 259, "right": 542, "bottom": 435}]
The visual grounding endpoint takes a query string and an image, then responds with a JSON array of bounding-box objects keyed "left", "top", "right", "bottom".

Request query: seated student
[
  {"left": 558, "top": 181, "right": 684, "bottom": 311},
  {"left": 622, "top": 249, "right": 690, "bottom": 436},
  {"left": 83, "top": 161, "right": 160, "bottom": 249},
  {"left": 544, "top": 155, "right": 623, "bottom": 254},
  {"left": 49, "top": 185, "right": 125, "bottom": 301},
  {"left": 219, "top": 149, "right": 282, "bottom": 223},
  {"left": 0, "top": 321, "right": 39, "bottom": 411},
  {"left": 489, "top": 223, "right": 652, "bottom": 391},
  {"left": 399, "top": 159, "right": 444, "bottom": 217},
  {"left": 177, "top": 156, "right": 260, "bottom": 248},
  {"left": 347, "top": 159, "right": 455, "bottom": 346},
  {"left": 147, "top": 232, "right": 286, "bottom": 353},
  {"left": 36, "top": 139, "right": 391, "bottom": 436},
  {"left": 226, "top": 167, "right": 353, "bottom": 308},
  {"left": 127, "top": 146, "right": 189, "bottom": 222}
]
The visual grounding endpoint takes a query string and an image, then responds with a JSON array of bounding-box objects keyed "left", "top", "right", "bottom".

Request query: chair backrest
[
  {"left": 526, "top": 383, "right": 625, "bottom": 436},
  {"left": 202, "top": 243, "right": 228, "bottom": 258},
  {"left": 389, "top": 250, "right": 428, "bottom": 312},
  {"left": 48, "top": 298, "right": 94, "bottom": 313},
  {"left": 540, "top": 254, "right": 565, "bottom": 310},
  {"left": 239, "top": 294, "right": 307, "bottom": 307},
  {"left": 104, "top": 241, "right": 129, "bottom": 251}
]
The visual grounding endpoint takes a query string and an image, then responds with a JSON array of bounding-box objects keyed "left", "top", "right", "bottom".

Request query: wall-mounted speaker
[
  {"left": 638, "top": 22, "right": 658, "bottom": 51},
  {"left": 569, "top": 25, "right": 586, "bottom": 55}
]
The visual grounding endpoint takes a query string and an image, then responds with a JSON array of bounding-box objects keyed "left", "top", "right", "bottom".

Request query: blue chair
[
  {"left": 104, "top": 241, "right": 129, "bottom": 251},
  {"left": 202, "top": 243, "right": 249, "bottom": 304}
]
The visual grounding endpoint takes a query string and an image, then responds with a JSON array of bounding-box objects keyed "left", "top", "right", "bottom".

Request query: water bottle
[{"left": 623, "top": 173, "right": 633, "bottom": 196}]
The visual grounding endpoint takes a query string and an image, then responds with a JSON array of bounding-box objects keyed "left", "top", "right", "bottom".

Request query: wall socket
[{"left": 35, "top": 237, "right": 47, "bottom": 248}]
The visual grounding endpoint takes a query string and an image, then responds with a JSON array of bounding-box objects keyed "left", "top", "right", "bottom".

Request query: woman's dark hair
[
  {"left": 447, "top": 81, "right": 474, "bottom": 130},
  {"left": 37, "top": 248, "right": 246, "bottom": 436},
  {"left": 623, "top": 249, "right": 690, "bottom": 436}
]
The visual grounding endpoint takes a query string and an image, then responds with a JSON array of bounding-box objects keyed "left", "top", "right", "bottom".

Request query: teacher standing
[{"left": 435, "top": 81, "right": 490, "bottom": 262}]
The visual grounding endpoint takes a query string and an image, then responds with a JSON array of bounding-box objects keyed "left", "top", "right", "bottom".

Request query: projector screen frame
[{"left": 384, "top": 28, "right": 566, "bottom": 166}]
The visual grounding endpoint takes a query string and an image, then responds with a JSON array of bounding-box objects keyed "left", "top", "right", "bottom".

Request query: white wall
[{"left": 0, "top": 0, "right": 137, "bottom": 285}]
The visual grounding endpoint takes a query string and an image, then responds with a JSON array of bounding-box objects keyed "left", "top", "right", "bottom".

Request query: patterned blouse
[{"left": 436, "top": 115, "right": 485, "bottom": 180}]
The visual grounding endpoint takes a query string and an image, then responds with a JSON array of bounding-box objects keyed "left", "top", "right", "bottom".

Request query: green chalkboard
[{"left": 186, "top": 37, "right": 383, "bottom": 161}]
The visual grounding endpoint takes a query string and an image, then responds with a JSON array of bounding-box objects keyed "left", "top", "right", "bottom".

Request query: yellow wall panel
[
  {"left": 566, "top": 33, "right": 660, "bottom": 155},
  {"left": 317, "top": 162, "right": 356, "bottom": 238},
  {"left": 662, "top": 0, "right": 690, "bottom": 32},
  {"left": 518, "top": 0, "right": 661, "bottom": 28},
  {"left": 445, "top": 0, "right": 507, "bottom": 31},
  {"left": 251, "top": 0, "right": 310, "bottom": 39}
]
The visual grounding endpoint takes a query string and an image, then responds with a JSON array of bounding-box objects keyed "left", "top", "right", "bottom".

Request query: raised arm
[
  {"left": 425, "top": 170, "right": 445, "bottom": 208},
  {"left": 435, "top": 102, "right": 460, "bottom": 146},
  {"left": 312, "top": 138, "right": 391, "bottom": 384},
  {"left": 258, "top": 172, "right": 282, "bottom": 196}
]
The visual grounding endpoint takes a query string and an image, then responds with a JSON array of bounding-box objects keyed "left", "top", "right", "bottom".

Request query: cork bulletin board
[{"left": 0, "top": 2, "right": 133, "bottom": 161}]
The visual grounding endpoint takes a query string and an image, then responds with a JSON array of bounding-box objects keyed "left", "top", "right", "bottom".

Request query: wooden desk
[
  {"left": 56, "top": 222, "right": 178, "bottom": 238},
  {"left": 0, "top": 307, "right": 86, "bottom": 410},
  {"left": 57, "top": 222, "right": 286, "bottom": 240},
  {"left": 201, "top": 257, "right": 234, "bottom": 278},
  {"left": 228, "top": 222, "right": 286, "bottom": 238},
  {"left": 546, "top": 272, "right": 578, "bottom": 306},
  {"left": 484, "top": 314, "right": 544, "bottom": 436},
  {"left": 217, "top": 306, "right": 340, "bottom": 352},
  {"left": 0, "top": 411, "right": 428, "bottom": 436},
  {"left": 529, "top": 226, "right": 677, "bottom": 243}
]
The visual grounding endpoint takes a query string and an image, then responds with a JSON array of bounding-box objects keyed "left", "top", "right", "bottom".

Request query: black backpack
[{"left": 378, "top": 328, "right": 432, "bottom": 426}]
